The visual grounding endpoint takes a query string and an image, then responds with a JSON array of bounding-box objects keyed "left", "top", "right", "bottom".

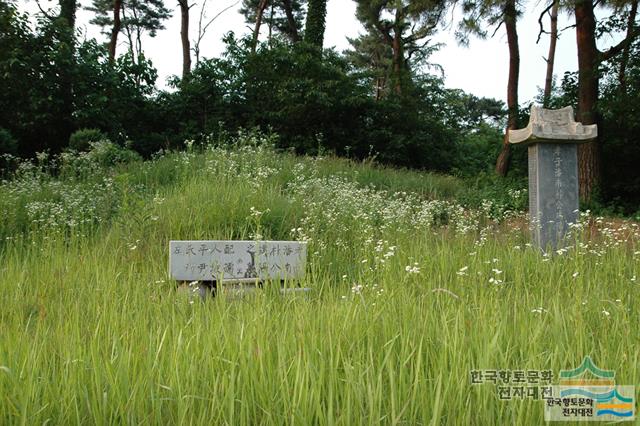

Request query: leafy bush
[
  {"left": 0, "top": 127, "right": 18, "bottom": 156},
  {"left": 68, "top": 128, "right": 106, "bottom": 152},
  {"left": 1, "top": 127, "right": 22, "bottom": 176},
  {"left": 452, "top": 123, "right": 502, "bottom": 176},
  {"left": 86, "top": 140, "right": 142, "bottom": 168},
  {"left": 458, "top": 172, "right": 528, "bottom": 218},
  {"left": 60, "top": 140, "right": 142, "bottom": 179}
]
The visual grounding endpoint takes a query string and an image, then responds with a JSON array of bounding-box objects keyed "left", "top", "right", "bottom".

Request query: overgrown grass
[{"left": 0, "top": 132, "right": 638, "bottom": 424}]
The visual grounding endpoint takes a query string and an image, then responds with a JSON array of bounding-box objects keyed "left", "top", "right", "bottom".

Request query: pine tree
[
  {"left": 87, "top": 0, "right": 171, "bottom": 64},
  {"left": 457, "top": 0, "right": 522, "bottom": 177},
  {"left": 240, "top": 0, "right": 305, "bottom": 49},
  {"left": 354, "top": 0, "right": 447, "bottom": 96}
]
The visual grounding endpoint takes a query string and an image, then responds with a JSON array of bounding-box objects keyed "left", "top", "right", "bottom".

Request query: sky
[{"left": 18, "top": 0, "right": 623, "bottom": 103}]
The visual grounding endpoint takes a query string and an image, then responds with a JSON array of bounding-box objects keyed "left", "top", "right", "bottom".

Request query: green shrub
[
  {"left": 87, "top": 140, "right": 142, "bottom": 168},
  {"left": 60, "top": 140, "right": 142, "bottom": 180},
  {"left": 69, "top": 128, "right": 106, "bottom": 152},
  {"left": 0, "top": 127, "right": 18, "bottom": 156},
  {"left": 458, "top": 172, "right": 528, "bottom": 218}
]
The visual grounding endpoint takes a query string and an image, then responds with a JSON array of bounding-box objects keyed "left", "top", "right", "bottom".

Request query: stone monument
[
  {"left": 169, "top": 240, "right": 308, "bottom": 299},
  {"left": 509, "top": 106, "right": 597, "bottom": 251},
  {"left": 170, "top": 240, "right": 307, "bottom": 282}
]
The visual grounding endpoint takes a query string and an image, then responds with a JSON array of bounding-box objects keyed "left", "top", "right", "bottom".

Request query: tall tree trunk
[
  {"left": 543, "top": 0, "right": 558, "bottom": 105},
  {"left": 268, "top": 3, "right": 273, "bottom": 46},
  {"left": 108, "top": 0, "right": 122, "bottom": 62},
  {"left": 122, "top": 7, "right": 135, "bottom": 57},
  {"left": 129, "top": 5, "right": 142, "bottom": 64},
  {"left": 618, "top": 1, "right": 638, "bottom": 93},
  {"left": 251, "top": 0, "right": 269, "bottom": 53},
  {"left": 179, "top": 0, "right": 191, "bottom": 81},
  {"left": 58, "top": 0, "right": 76, "bottom": 151},
  {"left": 575, "top": 0, "right": 600, "bottom": 201},
  {"left": 389, "top": 6, "right": 405, "bottom": 96},
  {"left": 496, "top": 0, "right": 520, "bottom": 176},
  {"left": 304, "top": 0, "right": 327, "bottom": 48},
  {"left": 375, "top": 48, "right": 385, "bottom": 100},
  {"left": 392, "top": 29, "right": 403, "bottom": 96},
  {"left": 282, "top": 0, "right": 299, "bottom": 42},
  {"left": 58, "top": 0, "right": 76, "bottom": 35}
]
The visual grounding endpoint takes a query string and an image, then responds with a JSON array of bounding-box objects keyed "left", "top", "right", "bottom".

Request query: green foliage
[
  {"left": 456, "top": 0, "right": 521, "bottom": 45},
  {"left": 84, "top": 140, "right": 142, "bottom": 168},
  {"left": 537, "top": 37, "right": 640, "bottom": 212},
  {"left": 0, "top": 127, "right": 17, "bottom": 156},
  {"left": 0, "top": 3, "right": 160, "bottom": 156},
  {"left": 240, "top": 0, "right": 306, "bottom": 43},
  {"left": 344, "top": 31, "right": 392, "bottom": 95},
  {"left": 68, "top": 128, "right": 107, "bottom": 151},
  {"left": 353, "top": 0, "right": 447, "bottom": 96},
  {"left": 0, "top": 2, "right": 67, "bottom": 154},
  {"left": 453, "top": 124, "right": 503, "bottom": 176},
  {"left": 0, "top": 2, "right": 501, "bottom": 177},
  {"left": 590, "top": 26, "right": 640, "bottom": 212},
  {"left": 458, "top": 172, "right": 528, "bottom": 217},
  {"left": 88, "top": 0, "right": 171, "bottom": 58},
  {"left": 303, "top": 0, "right": 327, "bottom": 48},
  {"left": 168, "top": 36, "right": 503, "bottom": 172},
  {"left": 240, "top": 39, "right": 371, "bottom": 155}
]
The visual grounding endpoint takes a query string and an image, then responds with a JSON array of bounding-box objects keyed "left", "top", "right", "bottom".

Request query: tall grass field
[{"left": 1, "top": 133, "right": 638, "bottom": 424}]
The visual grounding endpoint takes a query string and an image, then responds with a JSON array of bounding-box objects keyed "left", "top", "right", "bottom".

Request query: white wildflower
[{"left": 405, "top": 263, "right": 420, "bottom": 274}]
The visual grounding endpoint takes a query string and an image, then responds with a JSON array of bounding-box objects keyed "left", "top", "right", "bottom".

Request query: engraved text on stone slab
[
  {"left": 528, "top": 144, "right": 579, "bottom": 250},
  {"left": 170, "top": 241, "right": 307, "bottom": 282}
]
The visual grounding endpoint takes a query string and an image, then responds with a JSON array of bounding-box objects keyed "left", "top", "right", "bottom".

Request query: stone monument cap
[{"left": 509, "top": 105, "right": 597, "bottom": 145}]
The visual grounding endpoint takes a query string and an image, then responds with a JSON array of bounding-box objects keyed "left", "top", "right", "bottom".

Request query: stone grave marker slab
[{"left": 170, "top": 240, "right": 307, "bottom": 283}]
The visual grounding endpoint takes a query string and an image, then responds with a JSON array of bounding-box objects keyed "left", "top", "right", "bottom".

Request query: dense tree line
[{"left": 0, "top": 0, "right": 639, "bottom": 211}]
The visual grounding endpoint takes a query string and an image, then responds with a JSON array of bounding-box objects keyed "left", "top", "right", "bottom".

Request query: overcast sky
[{"left": 19, "top": 0, "right": 623, "bottom": 103}]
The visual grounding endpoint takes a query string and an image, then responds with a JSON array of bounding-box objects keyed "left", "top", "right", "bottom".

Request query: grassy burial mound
[{"left": 0, "top": 133, "right": 638, "bottom": 424}]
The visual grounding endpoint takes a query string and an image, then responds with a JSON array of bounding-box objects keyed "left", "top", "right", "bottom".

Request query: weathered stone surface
[
  {"left": 528, "top": 143, "right": 579, "bottom": 251},
  {"left": 169, "top": 241, "right": 306, "bottom": 282},
  {"left": 509, "top": 106, "right": 597, "bottom": 145}
]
